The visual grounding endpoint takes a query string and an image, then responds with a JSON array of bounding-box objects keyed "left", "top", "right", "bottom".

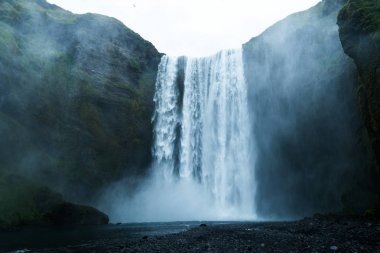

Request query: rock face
[
  {"left": 1, "top": 0, "right": 379, "bottom": 224},
  {"left": 0, "top": 173, "right": 108, "bottom": 227},
  {"left": 0, "top": 0, "right": 161, "bottom": 204},
  {"left": 243, "top": 0, "right": 372, "bottom": 218},
  {"left": 46, "top": 202, "right": 109, "bottom": 226},
  {"left": 338, "top": 0, "right": 380, "bottom": 205}
]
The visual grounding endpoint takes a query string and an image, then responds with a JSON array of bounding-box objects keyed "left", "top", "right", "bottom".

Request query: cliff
[
  {"left": 0, "top": 0, "right": 161, "bottom": 200},
  {"left": 243, "top": 0, "right": 373, "bottom": 218},
  {"left": 0, "top": 0, "right": 161, "bottom": 225},
  {"left": 1, "top": 0, "right": 379, "bottom": 224},
  {"left": 338, "top": 0, "right": 380, "bottom": 208}
]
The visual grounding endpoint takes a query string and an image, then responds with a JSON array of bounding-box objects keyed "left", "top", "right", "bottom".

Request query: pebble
[{"left": 19, "top": 215, "right": 380, "bottom": 253}]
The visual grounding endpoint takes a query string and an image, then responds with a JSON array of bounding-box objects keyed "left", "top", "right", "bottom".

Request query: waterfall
[
  {"left": 153, "top": 48, "right": 256, "bottom": 219},
  {"left": 152, "top": 55, "right": 180, "bottom": 180}
]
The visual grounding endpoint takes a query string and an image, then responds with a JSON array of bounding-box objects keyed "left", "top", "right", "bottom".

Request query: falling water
[
  {"left": 153, "top": 48, "right": 256, "bottom": 219},
  {"left": 152, "top": 55, "right": 179, "bottom": 180}
]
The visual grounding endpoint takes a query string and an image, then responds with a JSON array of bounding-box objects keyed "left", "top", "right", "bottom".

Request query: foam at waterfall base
[
  {"left": 107, "top": 172, "right": 256, "bottom": 223},
  {"left": 104, "top": 48, "right": 258, "bottom": 223}
]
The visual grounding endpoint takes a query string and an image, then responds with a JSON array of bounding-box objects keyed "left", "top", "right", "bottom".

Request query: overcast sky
[{"left": 47, "top": 0, "right": 321, "bottom": 56}]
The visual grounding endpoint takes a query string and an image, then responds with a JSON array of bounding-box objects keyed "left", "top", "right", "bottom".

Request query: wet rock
[
  {"left": 45, "top": 202, "right": 109, "bottom": 225},
  {"left": 14, "top": 214, "right": 380, "bottom": 253}
]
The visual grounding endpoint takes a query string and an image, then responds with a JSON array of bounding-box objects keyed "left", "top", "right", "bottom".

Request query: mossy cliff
[
  {"left": 0, "top": 0, "right": 161, "bottom": 225},
  {"left": 1, "top": 0, "right": 380, "bottom": 225},
  {"left": 0, "top": 0, "right": 161, "bottom": 204},
  {"left": 243, "top": 0, "right": 373, "bottom": 218},
  {"left": 338, "top": 0, "right": 380, "bottom": 205},
  {"left": 0, "top": 173, "right": 108, "bottom": 228}
]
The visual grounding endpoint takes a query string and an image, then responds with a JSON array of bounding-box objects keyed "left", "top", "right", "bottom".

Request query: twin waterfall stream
[{"left": 152, "top": 48, "right": 257, "bottom": 219}]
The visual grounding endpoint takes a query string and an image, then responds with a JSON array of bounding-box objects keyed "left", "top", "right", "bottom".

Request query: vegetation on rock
[
  {"left": 0, "top": 0, "right": 161, "bottom": 225},
  {"left": 243, "top": 0, "right": 373, "bottom": 217},
  {"left": 1, "top": 0, "right": 380, "bottom": 225},
  {"left": 0, "top": 173, "right": 108, "bottom": 228},
  {"left": 0, "top": 0, "right": 161, "bottom": 207},
  {"left": 338, "top": 0, "right": 380, "bottom": 211}
]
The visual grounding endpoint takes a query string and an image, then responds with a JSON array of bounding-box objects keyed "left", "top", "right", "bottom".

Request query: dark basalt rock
[
  {"left": 31, "top": 214, "right": 380, "bottom": 252},
  {"left": 0, "top": 173, "right": 108, "bottom": 228},
  {"left": 338, "top": 0, "right": 380, "bottom": 210},
  {"left": 45, "top": 202, "right": 109, "bottom": 226},
  {"left": 0, "top": 0, "right": 161, "bottom": 204},
  {"left": 242, "top": 0, "right": 368, "bottom": 217}
]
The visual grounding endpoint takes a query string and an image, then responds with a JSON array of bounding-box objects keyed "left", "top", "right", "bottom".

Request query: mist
[
  {"left": 0, "top": 0, "right": 374, "bottom": 225},
  {"left": 243, "top": 0, "right": 370, "bottom": 218},
  {"left": 2, "top": 0, "right": 380, "bottom": 251},
  {"left": 98, "top": 171, "right": 229, "bottom": 223},
  {"left": 0, "top": 0, "right": 160, "bottom": 204},
  {"left": 100, "top": 50, "right": 259, "bottom": 223},
  {"left": 97, "top": 0, "right": 371, "bottom": 222}
]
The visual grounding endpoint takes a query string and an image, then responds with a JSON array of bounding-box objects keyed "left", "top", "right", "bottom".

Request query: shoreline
[{"left": 2, "top": 214, "right": 379, "bottom": 252}]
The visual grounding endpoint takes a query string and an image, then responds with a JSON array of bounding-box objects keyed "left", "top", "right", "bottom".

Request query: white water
[
  {"left": 152, "top": 55, "right": 180, "bottom": 181},
  {"left": 151, "top": 48, "right": 257, "bottom": 220}
]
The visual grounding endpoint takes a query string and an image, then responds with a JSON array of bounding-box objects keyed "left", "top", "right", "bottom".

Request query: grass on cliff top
[
  {"left": 0, "top": 0, "right": 78, "bottom": 24},
  {"left": 340, "top": 0, "right": 380, "bottom": 33}
]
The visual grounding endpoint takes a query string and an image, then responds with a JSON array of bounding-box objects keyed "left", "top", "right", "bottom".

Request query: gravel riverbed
[{"left": 6, "top": 215, "right": 380, "bottom": 253}]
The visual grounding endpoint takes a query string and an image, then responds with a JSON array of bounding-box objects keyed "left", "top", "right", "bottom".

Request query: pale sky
[{"left": 47, "top": 0, "right": 321, "bottom": 56}]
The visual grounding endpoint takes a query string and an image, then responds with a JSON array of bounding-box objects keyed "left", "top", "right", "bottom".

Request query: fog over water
[
  {"left": 103, "top": 49, "right": 257, "bottom": 222},
  {"left": 98, "top": 0, "right": 367, "bottom": 222},
  {"left": 0, "top": 0, "right": 374, "bottom": 228}
]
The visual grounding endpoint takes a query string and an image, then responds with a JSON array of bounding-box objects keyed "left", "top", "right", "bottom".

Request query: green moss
[
  {"left": 0, "top": 23, "right": 18, "bottom": 54},
  {"left": 0, "top": 173, "right": 109, "bottom": 227},
  {"left": 339, "top": 0, "right": 380, "bottom": 33},
  {"left": 8, "top": 0, "right": 78, "bottom": 24},
  {"left": 0, "top": 0, "right": 160, "bottom": 205},
  {"left": 78, "top": 101, "right": 107, "bottom": 141},
  {"left": 338, "top": 0, "right": 380, "bottom": 211},
  {"left": 0, "top": 174, "right": 63, "bottom": 226},
  {"left": 128, "top": 57, "right": 142, "bottom": 73},
  {"left": 45, "top": 8, "right": 78, "bottom": 24},
  {"left": 0, "top": 1, "right": 22, "bottom": 24}
]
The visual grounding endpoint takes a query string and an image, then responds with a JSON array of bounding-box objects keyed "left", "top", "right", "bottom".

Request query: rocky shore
[{"left": 15, "top": 214, "right": 380, "bottom": 253}]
